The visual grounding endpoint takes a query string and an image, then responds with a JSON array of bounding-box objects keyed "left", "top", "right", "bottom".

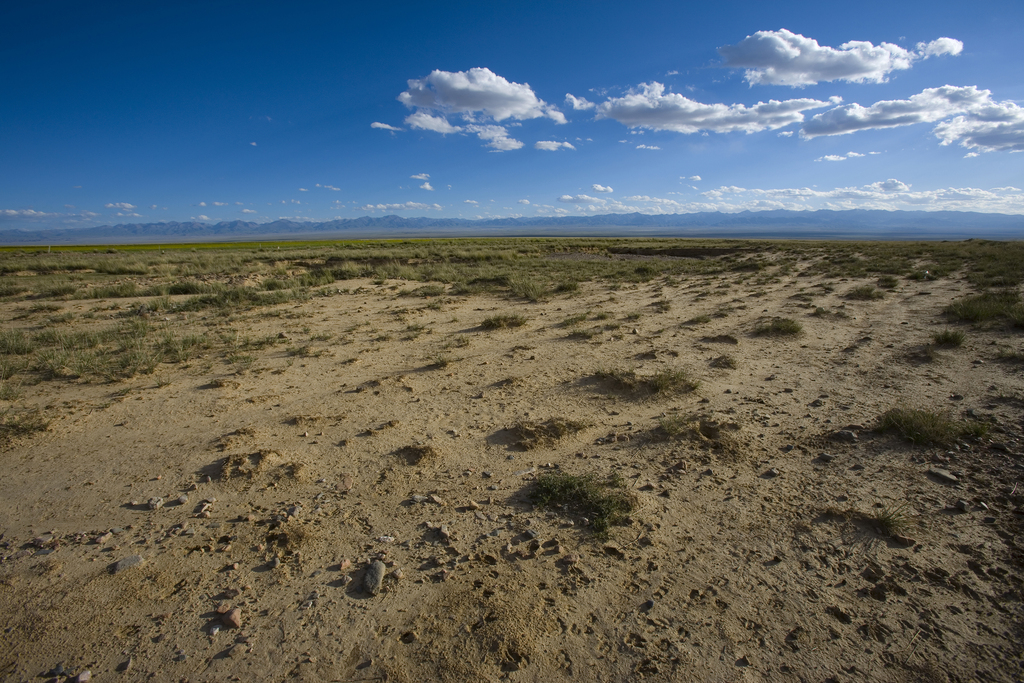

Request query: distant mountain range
[{"left": 2, "top": 210, "right": 1023, "bottom": 245}]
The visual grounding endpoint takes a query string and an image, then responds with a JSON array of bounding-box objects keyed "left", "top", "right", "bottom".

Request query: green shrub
[
  {"left": 531, "top": 472, "right": 635, "bottom": 535},
  {"left": 753, "top": 318, "right": 802, "bottom": 336},
  {"left": 945, "top": 291, "right": 1020, "bottom": 323},
  {"left": 595, "top": 368, "right": 698, "bottom": 397},
  {"left": 878, "top": 407, "right": 988, "bottom": 446},
  {"left": 481, "top": 313, "right": 527, "bottom": 329},
  {"left": 846, "top": 285, "right": 883, "bottom": 300},
  {"left": 932, "top": 329, "right": 965, "bottom": 347}
]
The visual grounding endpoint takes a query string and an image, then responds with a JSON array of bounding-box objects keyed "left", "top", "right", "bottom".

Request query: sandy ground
[{"left": 1, "top": 259, "right": 1023, "bottom": 682}]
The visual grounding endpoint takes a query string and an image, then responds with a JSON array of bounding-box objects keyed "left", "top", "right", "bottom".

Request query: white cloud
[
  {"left": 358, "top": 202, "right": 444, "bottom": 212},
  {"left": 518, "top": 199, "right": 530, "bottom": 205},
  {"left": 195, "top": 215, "right": 210, "bottom": 221},
  {"left": 420, "top": 182, "right": 434, "bottom": 191},
  {"left": 411, "top": 173, "right": 430, "bottom": 180},
  {"left": 465, "top": 124, "right": 523, "bottom": 151},
  {"left": 241, "top": 209, "right": 257, "bottom": 214},
  {"left": 815, "top": 151, "right": 867, "bottom": 161},
  {"left": 558, "top": 194, "right": 605, "bottom": 204},
  {"left": 298, "top": 188, "right": 308, "bottom": 192},
  {"left": 212, "top": 201, "right": 227, "bottom": 206},
  {"left": 399, "top": 67, "right": 565, "bottom": 123},
  {"left": 535, "top": 140, "right": 575, "bottom": 151},
  {"left": 406, "top": 111, "right": 463, "bottom": 134},
  {"left": 637, "top": 144, "right": 661, "bottom": 150},
  {"left": 199, "top": 201, "right": 207, "bottom": 206},
  {"left": 463, "top": 199, "right": 478, "bottom": 204},
  {"left": 688, "top": 175, "right": 701, "bottom": 181},
  {"left": 592, "top": 184, "right": 614, "bottom": 193},
  {"left": 1, "top": 208, "right": 58, "bottom": 219},
  {"left": 235, "top": 201, "right": 243, "bottom": 205},
  {"left": 777, "top": 131, "right": 794, "bottom": 137},
  {"left": 802, "top": 85, "right": 1024, "bottom": 152},
  {"left": 250, "top": 142, "right": 257, "bottom": 146},
  {"left": 371, "top": 122, "right": 403, "bottom": 131},
  {"left": 718, "top": 29, "right": 963, "bottom": 86},
  {"left": 316, "top": 183, "right": 341, "bottom": 191},
  {"left": 565, "top": 93, "right": 596, "bottom": 110},
  {"left": 105, "top": 202, "right": 136, "bottom": 210},
  {"left": 597, "top": 82, "right": 831, "bottom": 134},
  {"left": 933, "top": 101, "right": 1024, "bottom": 154}
]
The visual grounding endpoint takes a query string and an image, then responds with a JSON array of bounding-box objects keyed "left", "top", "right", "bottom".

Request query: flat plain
[{"left": 0, "top": 237, "right": 1022, "bottom": 682}]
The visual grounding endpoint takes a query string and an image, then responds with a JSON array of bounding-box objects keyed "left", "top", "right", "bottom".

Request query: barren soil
[{"left": 1, "top": 247, "right": 1023, "bottom": 682}]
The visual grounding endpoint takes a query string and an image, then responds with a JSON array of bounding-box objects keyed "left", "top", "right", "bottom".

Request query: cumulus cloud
[
  {"left": 250, "top": 142, "right": 257, "bottom": 146},
  {"left": 411, "top": 173, "right": 430, "bottom": 180},
  {"left": 465, "top": 124, "right": 523, "bottom": 151},
  {"left": 241, "top": 208, "right": 257, "bottom": 214},
  {"left": 718, "top": 29, "right": 963, "bottom": 86},
  {"left": 195, "top": 215, "right": 210, "bottom": 221},
  {"left": 406, "top": 111, "right": 463, "bottom": 134},
  {"left": 803, "top": 85, "right": 1024, "bottom": 152},
  {"left": 688, "top": 175, "right": 701, "bottom": 181},
  {"left": 105, "top": 202, "right": 136, "bottom": 210},
  {"left": 298, "top": 188, "right": 309, "bottom": 192},
  {"left": 358, "top": 202, "right": 444, "bottom": 212},
  {"left": 399, "top": 67, "right": 565, "bottom": 123},
  {"left": 1, "top": 208, "right": 58, "bottom": 219},
  {"left": 371, "top": 122, "right": 403, "bottom": 131},
  {"left": 212, "top": 201, "right": 228, "bottom": 206},
  {"left": 636, "top": 144, "right": 661, "bottom": 149},
  {"left": 558, "top": 194, "right": 605, "bottom": 204},
  {"left": 597, "top": 82, "right": 831, "bottom": 134},
  {"left": 316, "top": 183, "right": 341, "bottom": 191},
  {"left": 463, "top": 199, "right": 478, "bottom": 204},
  {"left": 518, "top": 199, "right": 530, "bottom": 205},
  {"left": 815, "top": 151, "right": 866, "bottom": 161},
  {"left": 535, "top": 140, "right": 575, "bottom": 151},
  {"left": 565, "top": 93, "right": 596, "bottom": 110},
  {"left": 420, "top": 182, "right": 434, "bottom": 191},
  {"left": 592, "top": 184, "right": 614, "bottom": 193}
]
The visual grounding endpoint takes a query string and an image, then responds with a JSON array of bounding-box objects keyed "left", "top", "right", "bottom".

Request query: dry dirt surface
[{"left": 1, "top": 242, "right": 1023, "bottom": 682}]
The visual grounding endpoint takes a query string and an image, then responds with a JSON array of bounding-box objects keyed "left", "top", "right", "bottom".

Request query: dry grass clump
[
  {"left": 932, "top": 329, "right": 965, "bottom": 347},
  {"left": 878, "top": 407, "right": 988, "bottom": 446},
  {"left": 394, "top": 444, "right": 439, "bottom": 465},
  {"left": 753, "top": 318, "right": 802, "bottom": 336},
  {"left": 512, "top": 418, "right": 588, "bottom": 449},
  {"left": 531, "top": 472, "right": 635, "bottom": 536},
  {"left": 709, "top": 354, "right": 737, "bottom": 369},
  {"left": 594, "top": 368, "right": 698, "bottom": 397},
  {"left": 481, "top": 313, "right": 527, "bottom": 330},
  {"left": 846, "top": 285, "right": 884, "bottom": 300},
  {"left": 873, "top": 503, "right": 910, "bottom": 537},
  {"left": 945, "top": 291, "right": 1022, "bottom": 324},
  {"left": 0, "top": 409, "right": 49, "bottom": 445}
]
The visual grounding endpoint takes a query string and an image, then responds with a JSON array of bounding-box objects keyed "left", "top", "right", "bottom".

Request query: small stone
[
  {"left": 429, "top": 494, "right": 446, "bottom": 506},
  {"left": 217, "top": 602, "right": 231, "bottom": 614},
  {"left": 525, "top": 529, "right": 539, "bottom": 539},
  {"left": 831, "top": 430, "right": 858, "bottom": 443},
  {"left": 561, "top": 553, "right": 581, "bottom": 565},
  {"left": 209, "top": 624, "right": 221, "bottom": 636},
  {"left": 269, "top": 556, "right": 281, "bottom": 569},
  {"left": 72, "top": 672, "right": 91, "bottom": 682},
  {"left": 365, "top": 560, "right": 386, "bottom": 595},
  {"left": 222, "top": 608, "right": 241, "bottom": 629},
  {"left": 411, "top": 495, "right": 428, "bottom": 504},
  {"left": 979, "top": 501, "right": 989, "bottom": 510},
  {"left": 227, "top": 643, "right": 246, "bottom": 659},
  {"left": 928, "top": 468, "right": 959, "bottom": 484},
  {"left": 392, "top": 567, "right": 404, "bottom": 580},
  {"left": 95, "top": 532, "right": 112, "bottom": 545},
  {"left": 338, "top": 558, "right": 352, "bottom": 570},
  {"left": 765, "top": 468, "right": 779, "bottom": 478},
  {"left": 955, "top": 499, "right": 970, "bottom": 512},
  {"left": 111, "top": 554, "right": 144, "bottom": 574},
  {"left": 513, "top": 467, "right": 536, "bottom": 476},
  {"left": 467, "top": 500, "right": 481, "bottom": 510},
  {"left": 148, "top": 497, "right": 164, "bottom": 510},
  {"left": 818, "top": 453, "right": 836, "bottom": 463},
  {"left": 177, "top": 494, "right": 188, "bottom": 505}
]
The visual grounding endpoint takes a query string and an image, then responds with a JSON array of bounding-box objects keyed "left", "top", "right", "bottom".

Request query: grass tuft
[
  {"left": 932, "top": 329, "right": 965, "bottom": 347},
  {"left": 512, "top": 418, "right": 588, "bottom": 449},
  {"left": 846, "top": 285, "right": 884, "bottom": 300},
  {"left": 874, "top": 503, "right": 910, "bottom": 537},
  {"left": 878, "top": 407, "right": 988, "bottom": 446},
  {"left": 531, "top": 472, "right": 635, "bottom": 536},
  {"left": 481, "top": 313, "right": 527, "bottom": 330},
  {"left": 753, "top": 318, "right": 802, "bottom": 336},
  {"left": 945, "top": 291, "right": 1020, "bottom": 323},
  {"left": 594, "top": 368, "right": 698, "bottom": 397}
]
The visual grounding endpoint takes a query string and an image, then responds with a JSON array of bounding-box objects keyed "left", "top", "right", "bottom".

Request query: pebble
[
  {"left": 831, "top": 430, "right": 858, "bottom": 443},
  {"left": 148, "top": 497, "right": 164, "bottom": 510},
  {"left": 513, "top": 467, "right": 536, "bottom": 477},
  {"left": 765, "top": 468, "right": 779, "bottom": 478},
  {"left": 177, "top": 494, "right": 189, "bottom": 505},
  {"left": 222, "top": 608, "right": 242, "bottom": 629},
  {"left": 72, "top": 672, "right": 91, "bottom": 682},
  {"left": 269, "top": 556, "right": 281, "bottom": 569},
  {"left": 955, "top": 499, "right": 971, "bottom": 512},
  {"left": 411, "top": 495, "right": 428, "bottom": 503},
  {"left": 338, "top": 558, "right": 352, "bottom": 570},
  {"left": 928, "top": 468, "right": 959, "bottom": 484},
  {"left": 429, "top": 494, "right": 446, "bottom": 506},
  {"left": 365, "top": 560, "right": 386, "bottom": 595},
  {"left": 217, "top": 602, "right": 231, "bottom": 614},
  {"left": 95, "top": 532, "right": 113, "bottom": 545},
  {"left": 818, "top": 453, "right": 837, "bottom": 463},
  {"left": 111, "top": 554, "right": 145, "bottom": 574}
]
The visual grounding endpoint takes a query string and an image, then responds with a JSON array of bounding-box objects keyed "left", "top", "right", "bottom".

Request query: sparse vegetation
[
  {"left": 531, "top": 472, "right": 635, "bottom": 535},
  {"left": 753, "top": 318, "right": 802, "bottom": 336},
  {"left": 0, "top": 408, "right": 49, "bottom": 445},
  {"left": 511, "top": 418, "right": 588, "bottom": 449},
  {"left": 873, "top": 503, "right": 910, "bottom": 537},
  {"left": 846, "top": 285, "right": 884, "bottom": 300},
  {"left": 710, "top": 354, "right": 737, "bottom": 369},
  {"left": 945, "top": 291, "right": 1022, "bottom": 324},
  {"left": 594, "top": 368, "right": 698, "bottom": 397},
  {"left": 878, "top": 407, "right": 988, "bottom": 446},
  {"left": 932, "top": 329, "right": 965, "bottom": 347},
  {"left": 481, "top": 313, "right": 527, "bottom": 329}
]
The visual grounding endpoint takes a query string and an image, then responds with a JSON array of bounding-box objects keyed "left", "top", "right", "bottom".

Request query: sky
[{"left": 2, "top": 0, "right": 1023, "bottom": 232}]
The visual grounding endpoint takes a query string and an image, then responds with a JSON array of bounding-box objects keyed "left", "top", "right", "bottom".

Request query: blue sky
[{"left": 2, "top": 0, "right": 1022, "bottom": 231}]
